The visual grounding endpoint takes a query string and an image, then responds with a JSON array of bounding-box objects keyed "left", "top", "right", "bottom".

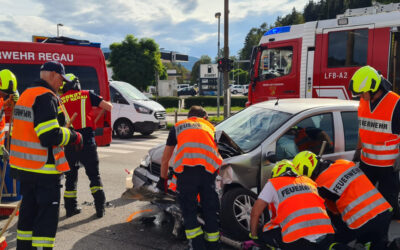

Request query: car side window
[
  {"left": 341, "top": 111, "right": 358, "bottom": 151},
  {"left": 276, "top": 113, "right": 334, "bottom": 160}
]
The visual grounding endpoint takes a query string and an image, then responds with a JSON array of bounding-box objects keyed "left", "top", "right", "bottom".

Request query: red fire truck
[
  {"left": 247, "top": 2, "right": 400, "bottom": 105},
  {"left": 0, "top": 37, "right": 111, "bottom": 146}
]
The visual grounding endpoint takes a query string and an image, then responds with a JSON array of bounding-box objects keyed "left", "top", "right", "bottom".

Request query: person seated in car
[{"left": 294, "top": 126, "right": 333, "bottom": 154}]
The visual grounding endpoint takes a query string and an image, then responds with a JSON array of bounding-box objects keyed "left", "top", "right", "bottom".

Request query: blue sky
[{"left": 0, "top": 0, "right": 309, "bottom": 59}]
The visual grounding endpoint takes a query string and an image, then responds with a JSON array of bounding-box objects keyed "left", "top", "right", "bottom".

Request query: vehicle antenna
[{"left": 274, "top": 98, "right": 279, "bottom": 106}]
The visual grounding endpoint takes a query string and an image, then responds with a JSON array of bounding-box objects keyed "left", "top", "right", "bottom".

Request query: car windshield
[
  {"left": 216, "top": 106, "right": 292, "bottom": 152},
  {"left": 112, "top": 81, "right": 149, "bottom": 100}
]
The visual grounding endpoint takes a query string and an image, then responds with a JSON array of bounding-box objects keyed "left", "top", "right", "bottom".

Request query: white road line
[
  {"left": 99, "top": 154, "right": 110, "bottom": 159},
  {"left": 110, "top": 144, "right": 153, "bottom": 150},
  {"left": 97, "top": 148, "right": 133, "bottom": 154}
]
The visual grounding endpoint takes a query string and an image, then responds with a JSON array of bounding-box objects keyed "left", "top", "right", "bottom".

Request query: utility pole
[
  {"left": 215, "top": 12, "right": 221, "bottom": 118},
  {"left": 223, "top": 0, "right": 230, "bottom": 118}
]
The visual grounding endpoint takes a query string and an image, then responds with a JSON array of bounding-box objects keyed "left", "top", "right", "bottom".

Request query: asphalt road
[{"left": 1, "top": 129, "right": 400, "bottom": 249}]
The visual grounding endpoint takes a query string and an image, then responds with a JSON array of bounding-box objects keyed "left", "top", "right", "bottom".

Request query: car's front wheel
[
  {"left": 114, "top": 119, "right": 134, "bottom": 138},
  {"left": 220, "top": 187, "right": 265, "bottom": 241}
]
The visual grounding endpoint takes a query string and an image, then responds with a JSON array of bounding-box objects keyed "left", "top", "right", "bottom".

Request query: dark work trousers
[
  {"left": 330, "top": 210, "right": 391, "bottom": 249},
  {"left": 64, "top": 143, "right": 105, "bottom": 212},
  {"left": 17, "top": 174, "right": 62, "bottom": 250},
  {"left": 176, "top": 166, "right": 220, "bottom": 250},
  {"left": 360, "top": 161, "right": 400, "bottom": 218}
]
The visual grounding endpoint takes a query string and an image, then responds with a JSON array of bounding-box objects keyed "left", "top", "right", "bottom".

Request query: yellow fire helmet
[
  {"left": 60, "top": 73, "right": 81, "bottom": 95},
  {"left": 271, "top": 159, "right": 295, "bottom": 178},
  {"left": 0, "top": 69, "right": 17, "bottom": 94},
  {"left": 292, "top": 151, "right": 318, "bottom": 178},
  {"left": 349, "top": 66, "right": 381, "bottom": 95}
]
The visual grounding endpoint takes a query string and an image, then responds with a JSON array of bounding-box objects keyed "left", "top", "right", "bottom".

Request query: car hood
[{"left": 133, "top": 99, "right": 165, "bottom": 112}]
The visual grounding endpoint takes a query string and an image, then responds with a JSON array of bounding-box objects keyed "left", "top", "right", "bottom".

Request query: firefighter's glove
[
  {"left": 12, "top": 90, "right": 19, "bottom": 103},
  {"left": 352, "top": 148, "right": 361, "bottom": 163},
  {"left": 72, "top": 132, "right": 83, "bottom": 151},
  {"left": 394, "top": 154, "right": 400, "bottom": 172},
  {"left": 156, "top": 177, "right": 168, "bottom": 193}
]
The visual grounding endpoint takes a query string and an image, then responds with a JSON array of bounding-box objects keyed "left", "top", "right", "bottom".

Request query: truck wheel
[
  {"left": 115, "top": 119, "right": 134, "bottom": 139},
  {"left": 220, "top": 187, "right": 267, "bottom": 241}
]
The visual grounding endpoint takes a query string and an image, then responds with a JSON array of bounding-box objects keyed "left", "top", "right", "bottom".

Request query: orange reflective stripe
[
  {"left": 316, "top": 160, "right": 391, "bottom": 229},
  {"left": 173, "top": 117, "right": 222, "bottom": 174},
  {"left": 358, "top": 91, "right": 400, "bottom": 166},
  {"left": 10, "top": 87, "right": 69, "bottom": 174},
  {"left": 269, "top": 176, "right": 333, "bottom": 243}
]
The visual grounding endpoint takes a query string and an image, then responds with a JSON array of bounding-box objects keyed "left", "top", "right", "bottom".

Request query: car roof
[{"left": 253, "top": 98, "right": 359, "bottom": 114}]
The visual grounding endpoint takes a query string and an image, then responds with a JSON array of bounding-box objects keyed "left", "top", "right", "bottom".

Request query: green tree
[
  {"left": 190, "top": 55, "right": 212, "bottom": 83},
  {"left": 109, "top": 35, "right": 166, "bottom": 91},
  {"left": 163, "top": 62, "right": 190, "bottom": 84},
  {"left": 274, "top": 7, "right": 304, "bottom": 27},
  {"left": 239, "top": 23, "right": 269, "bottom": 71},
  {"left": 229, "top": 68, "right": 249, "bottom": 85}
]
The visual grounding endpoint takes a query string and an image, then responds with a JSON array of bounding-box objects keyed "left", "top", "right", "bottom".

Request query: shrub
[
  {"left": 151, "top": 96, "right": 180, "bottom": 108},
  {"left": 184, "top": 96, "right": 247, "bottom": 109}
]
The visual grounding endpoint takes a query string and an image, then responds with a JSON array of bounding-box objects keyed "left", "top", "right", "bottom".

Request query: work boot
[
  {"left": 66, "top": 207, "right": 82, "bottom": 218},
  {"left": 93, "top": 189, "right": 106, "bottom": 218}
]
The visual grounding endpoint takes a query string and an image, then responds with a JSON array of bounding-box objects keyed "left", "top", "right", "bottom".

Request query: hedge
[
  {"left": 150, "top": 96, "right": 180, "bottom": 108},
  {"left": 184, "top": 96, "right": 248, "bottom": 109}
]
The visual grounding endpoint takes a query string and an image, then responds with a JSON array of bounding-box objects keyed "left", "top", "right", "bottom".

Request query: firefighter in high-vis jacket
[
  {"left": 59, "top": 73, "right": 112, "bottom": 218},
  {"left": 293, "top": 151, "right": 392, "bottom": 249},
  {"left": 249, "top": 159, "right": 340, "bottom": 250},
  {"left": 349, "top": 65, "right": 400, "bottom": 218},
  {"left": 158, "top": 105, "right": 223, "bottom": 250},
  {"left": 10, "top": 61, "right": 83, "bottom": 250},
  {"left": 0, "top": 69, "right": 19, "bottom": 156}
]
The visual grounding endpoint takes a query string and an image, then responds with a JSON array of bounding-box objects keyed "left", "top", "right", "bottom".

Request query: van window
[
  {"left": 0, "top": 64, "right": 100, "bottom": 95},
  {"left": 111, "top": 81, "right": 149, "bottom": 100},
  {"left": 327, "top": 29, "right": 368, "bottom": 67},
  {"left": 258, "top": 46, "right": 293, "bottom": 81}
]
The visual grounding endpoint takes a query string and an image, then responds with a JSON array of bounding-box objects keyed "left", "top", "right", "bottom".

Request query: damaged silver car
[{"left": 132, "top": 98, "right": 359, "bottom": 241}]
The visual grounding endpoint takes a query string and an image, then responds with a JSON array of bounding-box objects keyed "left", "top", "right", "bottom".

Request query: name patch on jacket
[
  {"left": 358, "top": 117, "right": 391, "bottom": 133},
  {"left": 61, "top": 92, "right": 88, "bottom": 103},
  {"left": 330, "top": 167, "right": 362, "bottom": 195},
  {"left": 14, "top": 106, "right": 33, "bottom": 121},
  {"left": 176, "top": 122, "right": 201, "bottom": 135},
  {"left": 278, "top": 184, "right": 315, "bottom": 201}
]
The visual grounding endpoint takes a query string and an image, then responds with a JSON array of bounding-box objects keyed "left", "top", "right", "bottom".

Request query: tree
[
  {"left": 239, "top": 23, "right": 269, "bottom": 71},
  {"left": 190, "top": 55, "right": 212, "bottom": 83},
  {"left": 274, "top": 7, "right": 305, "bottom": 27},
  {"left": 163, "top": 62, "right": 190, "bottom": 84},
  {"left": 108, "top": 35, "right": 166, "bottom": 91}
]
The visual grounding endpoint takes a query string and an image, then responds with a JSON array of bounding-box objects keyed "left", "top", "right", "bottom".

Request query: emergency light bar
[
  {"left": 43, "top": 36, "right": 101, "bottom": 48},
  {"left": 264, "top": 26, "right": 291, "bottom": 36}
]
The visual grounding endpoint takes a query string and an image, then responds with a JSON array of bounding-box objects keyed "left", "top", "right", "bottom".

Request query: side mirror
[{"left": 265, "top": 151, "right": 277, "bottom": 163}]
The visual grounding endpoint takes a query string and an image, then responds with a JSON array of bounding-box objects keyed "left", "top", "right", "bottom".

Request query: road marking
[
  {"left": 97, "top": 148, "right": 133, "bottom": 154},
  {"left": 110, "top": 144, "right": 153, "bottom": 150},
  {"left": 99, "top": 154, "right": 110, "bottom": 159}
]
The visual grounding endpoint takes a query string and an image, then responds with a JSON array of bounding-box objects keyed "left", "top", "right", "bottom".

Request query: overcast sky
[{"left": 0, "top": 0, "right": 309, "bottom": 59}]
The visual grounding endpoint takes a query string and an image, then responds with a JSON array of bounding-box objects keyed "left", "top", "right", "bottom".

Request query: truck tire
[
  {"left": 115, "top": 119, "right": 134, "bottom": 139},
  {"left": 220, "top": 187, "right": 266, "bottom": 241}
]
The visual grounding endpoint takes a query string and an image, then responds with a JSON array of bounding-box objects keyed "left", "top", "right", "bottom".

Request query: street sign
[{"left": 200, "top": 64, "right": 218, "bottom": 78}]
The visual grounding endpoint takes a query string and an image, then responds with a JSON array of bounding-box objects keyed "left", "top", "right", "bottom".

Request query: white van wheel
[{"left": 115, "top": 119, "right": 134, "bottom": 138}]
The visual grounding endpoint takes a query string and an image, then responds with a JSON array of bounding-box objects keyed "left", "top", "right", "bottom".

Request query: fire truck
[
  {"left": 247, "top": 2, "right": 400, "bottom": 105},
  {"left": 0, "top": 37, "right": 111, "bottom": 146}
]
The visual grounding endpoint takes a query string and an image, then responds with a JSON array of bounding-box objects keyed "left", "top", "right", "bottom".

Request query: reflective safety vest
[
  {"left": 263, "top": 203, "right": 279, "bottom": 232},
  {"left": 358, "top": 91, "right": 400, "bottom": 167},
  {"left": 10, "top": 87, "right": 69, "bottom": 174},
  {"left": 0, "top": 98, "right": 5, "bottom": 145},
  {"left": 315, "top": 159, "right": 391, "bottom": 229},
  {"left": 269, "top": 176, "right": 334, "bottom": 243},
  {"left": 173, "top": 117, "right": 222, "bottom": 174},
  {"left": 60, "top": 90, "right": 94, "bottom": 130}
]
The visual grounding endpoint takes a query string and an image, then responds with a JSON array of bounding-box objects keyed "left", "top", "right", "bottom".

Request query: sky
[{"left": 0, "top": 0, "right": 309, "bottom": 59}]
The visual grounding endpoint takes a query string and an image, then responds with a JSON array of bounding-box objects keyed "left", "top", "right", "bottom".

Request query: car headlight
[
  {"left": 134, "top": 104, "right": 153, "bottom": 114},
  {"left": 140, "top": 154, "right": 151, "bottom": 167}
]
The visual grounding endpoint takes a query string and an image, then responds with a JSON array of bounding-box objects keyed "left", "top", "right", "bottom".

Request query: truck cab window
[
  {"left": 258, "top": 46, "right": 293, "bottom": 80},
  {"left": 327, "top": 29, "right": 368, "bottom": 67}
]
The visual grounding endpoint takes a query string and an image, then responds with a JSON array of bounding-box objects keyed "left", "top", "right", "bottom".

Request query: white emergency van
[{"left": 110, "top": 81, "right": 166, "bottom": 138}]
